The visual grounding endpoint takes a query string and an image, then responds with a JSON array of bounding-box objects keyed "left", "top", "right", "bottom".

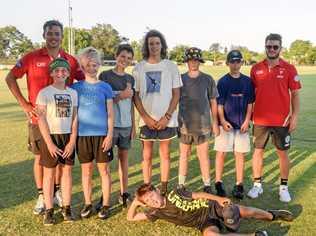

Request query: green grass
[{"left": 0, "top": 66, "right": 316, "bottom": 235}]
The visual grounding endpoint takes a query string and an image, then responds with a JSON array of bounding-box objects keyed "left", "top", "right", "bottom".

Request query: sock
[
  {"left": 254, "top": 177, "right": 262, "bottom": 183},
  {"left": 280, "top": 178, "right": 288, "bottom": 186},
  {"left": 178, "top": 175, "right": 186, "bottom": 185},
  {"left": 202, "top": 178, "right": 211, "bottom": 187},
  {"left": 37, "top": 188, "right": 43, "bottom": 196},
  {"left": 54, "top": 184, "right": 60, "bottom": 194}
]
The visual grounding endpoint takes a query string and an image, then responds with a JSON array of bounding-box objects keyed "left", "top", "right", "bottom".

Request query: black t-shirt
[
  {"left": 145, "top": 188, "right": 223, "bottom": 231},
  {"left": 99, "top": 69, "right": 135, "bottom": 91}
]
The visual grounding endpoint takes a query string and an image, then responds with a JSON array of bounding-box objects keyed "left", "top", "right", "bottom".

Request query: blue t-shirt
[
  {"left": 71, "top": 81, "right": 114, "bottom": 136},
  {"left": 217, "top": 73, "right": 255, "bottom": 129}
]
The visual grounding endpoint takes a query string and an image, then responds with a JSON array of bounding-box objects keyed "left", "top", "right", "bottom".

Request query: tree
[
  {"left": 0, "top": 26, "right": 33, "bottom": 59},
  {"left": 62, "top": 27, "right": 92, "bottom": 54},
  {"left": 306, "top": 47, "right": 316, "bottom": 65},
  {"left": 90, "top": 23, "right": 122, "bottom": 60},
  {"left": 209, "top": 43, "right": 223, "bottom": 64},
  {"left": 130, "top": 40, "right": 143, "bottom": 62},
  {"left": 289, "top": 40, "right": 313, "bottom": 65},
  {"left": 169, "top": 45, "right": 189, "bottom": 64},
  {"left": 230, "top": 45, "right": 259, "bottom": 65}
]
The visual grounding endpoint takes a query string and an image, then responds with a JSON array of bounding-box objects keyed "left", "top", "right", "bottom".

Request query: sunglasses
[{"left": 265, "top": 45, "right": 280, "bottom": 50}]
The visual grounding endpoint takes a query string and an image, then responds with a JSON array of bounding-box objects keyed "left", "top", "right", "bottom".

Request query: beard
[{"left": 266, "top": 51, "right": 280, "bottom": 60}]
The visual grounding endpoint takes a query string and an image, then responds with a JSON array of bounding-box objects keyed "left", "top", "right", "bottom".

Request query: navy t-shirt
[{"left": 217, "top": 73, "right": 255, "bottom": 129}]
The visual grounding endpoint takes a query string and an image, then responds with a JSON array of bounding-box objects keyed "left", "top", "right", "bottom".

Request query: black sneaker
[
  {"left": 232, "top": 184, "right": 244, "bottom": 200},
  {"left": 215, "top": 182, "right": 226, "bottom": 197},
  {"left": 160, "top": 183, "right": 168, "bottom": 196},
  {"left": 255, "top": 230, "right": 268, "bottom": 236},
  {"left": 80, "top": 204, "right": 93, "bottom": 218},
  {"left": 268, "top": 209, "right": 294, "bottom": 222},
  {"left": 95, "top": 196, "right": 103, "bottom": 212},
  {"left": 43, "top": 208, "right": 55, "bottom": 226},
  {"left": 61, "top": 205, "right": 74, "bottom": 223},
  {"left": 203, "top": 185, "right": 212, "bottom": 194},
  {"left": 118, "top": 192, "right": 133, "bottom": 208},
  {"left": 98, "top": 206, "right": 110, "bottom": 219}
]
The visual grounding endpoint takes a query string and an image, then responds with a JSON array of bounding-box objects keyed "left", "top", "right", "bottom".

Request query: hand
[
  {"left": 212, "top": 123, "right": 220, "bottom": 137},
  {"left": 240, "top": 120, "right": 249, "bottom": 133},
  {"left": 130, "top": 126, "right": 136, "bottom": 140},
  {"left": 119, "top": 85, "right": 133, "bottom": 100},
  {"left": 102, "top": 135, "right": 112, "bottom": 152},
  {"left": 155, "top": 116, "right": 169, "bottom": 130},
  {"left": 222, "top": 120, "right": 233, "bottom": 132},
  {"left": 47, "top": 142, "right": 63, "bottom": 159},
  {"left": 218, "top": 197, "right": 231, "bottom": 207},
  {"left": 288, "top": 115, "right": 298, "bottom": 133},
  {"left": 22, "top": 102, "right": 37, "bottom": 121},
  {"left": 143, "top": 115, "right": 158, "bottom": 130},
  {"left": 62, "top": 142, "right": 75, "bottom": 159}
]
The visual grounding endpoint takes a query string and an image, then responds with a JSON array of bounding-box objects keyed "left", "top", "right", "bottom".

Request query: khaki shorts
[
  {"left": 28, "top": 123, "right": 42, "bottom": 155},
  {"left": 214, "top": 126, "right": 250, "bottom": 153}
]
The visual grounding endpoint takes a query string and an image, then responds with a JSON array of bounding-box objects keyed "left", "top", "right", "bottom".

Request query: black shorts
[
  {"left": 253, "top": 125, "right": 291, "bottom": 150},
  {"left": 113, "top": 127, "right": 132, "bottom": 150},
  {"left": 179, "top": 132, "right": 210, "bottom": 145},
  {"left": 139, "top": 126, "right": 177, "bottom": 141},
  {"left": 39, "top": 134, "right": 75, "bottom": 168},
  {"left": 28, "top": 123, "right": 42, "bottom": 155},
  {"left": 76, "top": 136, "right": 114, "bottom": 164}
]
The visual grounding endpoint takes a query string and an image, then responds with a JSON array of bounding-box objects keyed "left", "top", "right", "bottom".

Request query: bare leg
[
  {"left": 43, "top": 167, "right": 55, "bottom": 209},
  {"left": 215, "top": 151, "right": 226, "bottom": 182},
  {"left": 60, "top": 165, "right": 72, "bottom": 206},
  {"left": 55, "top": 164, "right": 61, "bottom": 187},
  {"left": 252, "top": 148, "right": 264, "bottom": 179},
  {"left": 142, "top": 141, "right": 153, "bottom": 184},
  {"left": 97, "top": 162, "right": 111, "bottom": 206},
  {"left": 178, "top": 142, "right": 191, "bottom": 183},
  {"left": 234, "top": 152, "right": 245, "bottom": 184},
  {"left": 81, "top": 162, "right": 93, "bottom": 204},
  {"left": 159, "top": 140, "right": 171, "bottom": 182},
  {"left": 118, "top": 148, "right": 129, "bottom": 194},
  {"left": 203, "top": 225, "right": 255, "bottom": 236},
  {"left": 276, "top": 149, "right": 290, "bottom": 179},
  {"left": 196, "top": 141, "right": 210, "bottom": 184},
  {"left": 34, "top": 154, "right": 43, "bottom": 189}
]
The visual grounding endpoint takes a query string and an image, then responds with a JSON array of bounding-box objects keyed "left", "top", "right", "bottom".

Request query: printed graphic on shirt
[
  {"left": 146, "top": 71, "right": 161, "bottom": 93},
  {"left": 167, "top": 190, "right": 208, "bottom": 212},
  {"left": 54, "top": 94, "right": 72, "bottom": 117}
]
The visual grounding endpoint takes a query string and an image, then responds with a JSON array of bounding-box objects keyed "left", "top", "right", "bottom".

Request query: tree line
[{"left": 1, "top": 24, "right": 316, "bottom": 65}]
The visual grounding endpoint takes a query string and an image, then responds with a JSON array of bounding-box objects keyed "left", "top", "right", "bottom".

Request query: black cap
[
  {"left": 227, "top": 50, "right": 243, "bottom": 63},
  {"left": 222, "top": 203, "right": 241, "bottom": 232},
  {"left": 184, "top": 47, "right": 205, "bottom": 63}
]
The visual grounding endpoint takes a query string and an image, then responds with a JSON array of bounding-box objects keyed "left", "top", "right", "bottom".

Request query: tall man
[
  {"left": 247, "top": 34, "right": 301, "bottom": 202},
  {"left": 5, "top": 20, "right": 84, "bottom": 214},
  {"left": 133, "top": 30, "right": 182, "bottom": 195}
]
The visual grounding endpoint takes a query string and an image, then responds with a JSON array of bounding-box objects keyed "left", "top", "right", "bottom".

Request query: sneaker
[
  {"left": 255, "top": 230, "right": 268, "bottom": 236},
  {"left": 247, "top": 183, "right": 263, "bottom": 199},
  {"left": 43, "top": 208, "right": 55, "bottom": 226},
  {"left": 279, "top": 185, "right": 291, "bottom": 202},
  {"left": 203, "top": 185, "right": 212, "bottom": 194},
  {"left": 61, "top": 205, "right": 74, "bottom": 223},
  {"left": 54, "top": 189, "right": 63, "bottom": 208},
  {"left": 268, "top": 209, "right": 294, "bottom": 221},
  {"left": 80, "top": 204, "right": 93, "bottom": 218},
  {"left": 232, "top": 184, "right": 244, "bottom": 200},
  {"left": 215, "top": 182, "right": 226, "bottom": 197},
  {"left": 118, "top": 192, "right": 133, "bottom": 208},
  {"left": 95, "top": 196, "right": 103, "bottom": 212},
  {"left": 33, "top": 194, "right": 45, "bottom": 215},
  {"left": 98, "top": 206, "right": 110, "bottom": 219}
]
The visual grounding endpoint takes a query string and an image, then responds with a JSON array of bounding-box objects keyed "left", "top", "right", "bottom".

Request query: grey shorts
[
  {"left": 139, "top": 126, "right": 177, "bottom": 141},
  {"left": 113, "top": 127, "right": 132, "bottom": 150},
  {"left": 179, "top": 132, "right": 210, "bottom": 145}
]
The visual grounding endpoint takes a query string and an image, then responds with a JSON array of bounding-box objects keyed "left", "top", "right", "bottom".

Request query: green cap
[{"left": 49, "top": 58, "right": 70, "bottom": 72}]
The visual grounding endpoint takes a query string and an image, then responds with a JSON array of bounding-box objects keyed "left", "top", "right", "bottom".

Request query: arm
[
  {"left": 133, "top": 91, "right": 157, "bottom": 129},
  {"left": 218, "top": 105, "right": 232, "bottom": 132},
  {"left": 210, "top": 98, "right": 219, "bottom": 136},
  {"left": 156, "top": 87, "right": 180, "bottom": 130},
  {"left": 130, "top": 102, "right": 136, "bottom": 139},
  {"left": 127, "top": 199, "right": 149, "bottom": 222},
  {"left": 288, "top": 90, "right": 300, "bottom": 132},
  {"left": 240, "top": 103, "right": 253, "bottom": 133},
  {"left": 62, "top": 107, "right": 78, "bottom": 158},
  {"left": 192, "top": 191, "right": 231, "bottom": 207},
  {"left": 102, "top": 99, "right": 114, "bottom": 152},
  {"left": 117, "top": 83, "right": 133, "bottom": 101}
]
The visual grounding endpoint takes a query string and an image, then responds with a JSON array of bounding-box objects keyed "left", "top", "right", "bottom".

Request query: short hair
[
  {"left": 77, "top": 47, "right": 102, "bottom": 66},
  {"left": 142, "top": 29, "right": 168, "bottom": 60},
  {"left": 136, "top": 184, "right": 156, "bottom": 202},
  {"left": 265, "top": 33, "right": 282, "bottom": 45},
  {"left": 116, "top": 44, "right": 134, "bottom": 57},
  {"left": 43, "top": 20, "right": 63, "bottom": 34}
]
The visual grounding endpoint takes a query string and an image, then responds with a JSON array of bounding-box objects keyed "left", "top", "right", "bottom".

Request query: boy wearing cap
[
  {"left": 36, "top": 58, "right": 78, "bottom": 225},
  {"left": 178, "top": 47, "right": 219, "bottom": 193},
  {"left": 127, "top": 183, "right": 294, "bottom": 236},
  {"left": 214, "top": 50, "right": 255, "bottom": 199}
]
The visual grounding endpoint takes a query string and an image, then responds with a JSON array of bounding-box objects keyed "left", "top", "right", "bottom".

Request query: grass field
[{"left": 0, "top": 66, "right": 315, "bottom": 235}]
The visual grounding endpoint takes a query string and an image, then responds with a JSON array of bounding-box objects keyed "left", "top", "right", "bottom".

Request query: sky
[{"left": 1, "top": 0, "right": 315, "bottom": 52}]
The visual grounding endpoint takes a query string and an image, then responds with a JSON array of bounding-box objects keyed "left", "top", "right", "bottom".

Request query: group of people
[{"left": 5, "top": 19, "right": 301, "bottom": 235}]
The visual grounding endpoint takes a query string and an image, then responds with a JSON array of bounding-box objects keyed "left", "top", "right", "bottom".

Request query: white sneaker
[
  {"left": 279, "top": 185, "right": 291, "bottom": 202},
  {"left": 54, "top": 189, "right": 63, "bottom": 207},
  {"left": 33, "top": 194, "right": 45, "bottom": 215},
  {"left": 247, "top": 183, "right": 263, "bottom": 199}
]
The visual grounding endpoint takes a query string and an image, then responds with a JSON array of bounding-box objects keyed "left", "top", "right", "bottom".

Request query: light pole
[{"left": 68, "top": 0, "right": 74, "bottom": 54}]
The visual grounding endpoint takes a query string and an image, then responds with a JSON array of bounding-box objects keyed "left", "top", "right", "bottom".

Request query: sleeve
[
  {"left": 171, "top": 63, "right": 183, "bottom": 88},
  {"left": 129, "top": 75, "right": 135, "bottom": 88},
  {"left": 207, "top": 77, "right": 219, "bottom": 101},
  {"left": 132, "top": 65, "right": 140, "bottom": 92},
  {"left": 10, "top": 54, "right": 30, "bottom": 79},
  {"left": 288, "top": 65, "right": 302, "bottom": 91},
  {"left": 144, "top": 209, "right": 159, "bottom": 222},
  {"left": 216, "top": 79, "right": 226, "bottom": 105},
  {"left": 72, "top": 90, "right": 78, "bottom": 107},
  {"left": 36, "top": 89, "right": 47, "bottom": 106},
  {"left": 98, "top": 71, "right": 107, "bottom": 83},
  {"left": 248, "top": 79, "right": 255, "bottom": 104},
  {"left": 104, "top": 83, "right": 114, "bottom": 100},
  {"left": 250, "top": 66, "right": 257, "bottom": 87}
]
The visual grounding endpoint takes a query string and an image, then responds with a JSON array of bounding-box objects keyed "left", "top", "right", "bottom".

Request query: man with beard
[
  {"left": 247, "top": 34, "right": 301, "bottom": 202},
  {"left": 5, "top": 20, "right": 84, "bottom": 214}
]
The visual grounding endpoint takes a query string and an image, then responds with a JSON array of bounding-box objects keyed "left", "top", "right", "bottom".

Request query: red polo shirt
[
  {"left": 10, "top": 47, "right": 84, "bottom": 123},
  {"left": 250, "top": 58, "right": 301, "bottom": 127}
]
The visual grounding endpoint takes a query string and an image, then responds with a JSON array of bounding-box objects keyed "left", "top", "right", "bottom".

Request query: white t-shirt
[
  {"left": 36, "top": 85, "right": 78, "bottom": 134},
  {"left": 133, "top": 59, "right": 182, "bottom": 127}
]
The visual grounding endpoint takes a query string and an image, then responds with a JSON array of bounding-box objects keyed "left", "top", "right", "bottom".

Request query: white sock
[
  {"left": 203, "top": 178, "right": 211, "bottom": 186},
  {"left": 178, "top": 175, "right": 186, "bottom": 185}
]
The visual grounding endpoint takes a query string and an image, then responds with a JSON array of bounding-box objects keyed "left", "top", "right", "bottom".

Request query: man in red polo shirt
[
  {"left": 5, "top": 20, "right": 84, "bottom": 214},
  {"left": 247, "top": 33, "right": 301, "bottom": 202}
]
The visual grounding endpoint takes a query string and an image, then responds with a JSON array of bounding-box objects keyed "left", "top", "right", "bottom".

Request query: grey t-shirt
[
  {"left": 99, "top": 69, "right": 134, "bottom": 128},
  {"left": 178, "top": 72, "right": 218, "bottom": 135}
]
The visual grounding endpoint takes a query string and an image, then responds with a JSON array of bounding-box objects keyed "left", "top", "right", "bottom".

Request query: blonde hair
[{"left": 77, "top": 47, "right": 102, "bottom": 67}]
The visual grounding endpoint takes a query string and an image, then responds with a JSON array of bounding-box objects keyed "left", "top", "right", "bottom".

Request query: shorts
[
  {"left": 28, "top": 123, "right": 42, "bottom": 155},
  {"left": 214, "top": 126, "right": 250, "bottom": 153},
  {"left": 253, "top": 125, "right": 291, "bottom": 150},
  {"left": 179, "top": 132, "right": 210, "bottom": 145},
  {"left": 76, "top": 136, "right": 114, "bottom": 164},
  {"left": 39, "top": 134, "right": 75, "bottom": 168},
  {"left": 139, "top": 126, "right": 177, "bottom": 141},
  {"left": 113, "top": 127, "right": 132, "bottom": 150}
]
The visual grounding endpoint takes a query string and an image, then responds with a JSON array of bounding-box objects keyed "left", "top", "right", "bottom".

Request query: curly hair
[
  {"left": 142, "top": 29, "right": 168, "bottom": 60},
  {"left": 136, "top": 183, "right": 156, "bottom": 202}
]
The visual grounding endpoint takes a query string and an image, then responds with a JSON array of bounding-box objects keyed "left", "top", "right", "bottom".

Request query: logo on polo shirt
[
  {"left": 36, "top": 62, "right": 46, "bottom": 67},
  {"left": 256, "top": 70, "right": 264, "bottom": 75}
]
